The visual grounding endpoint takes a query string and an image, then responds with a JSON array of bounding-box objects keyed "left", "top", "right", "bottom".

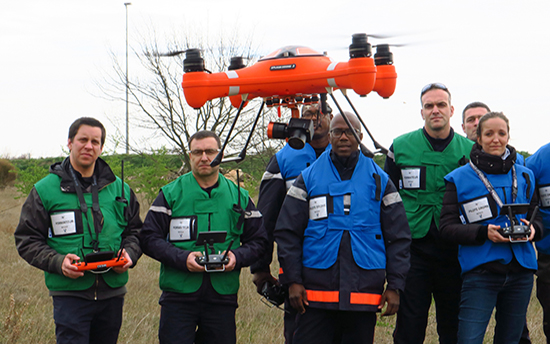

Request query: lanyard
[
  {"left": 468, "top": 160, "right": 517, "bottom": 207},
  {"left": 69, "top": 165, "right": 102, "bottom": 251}
]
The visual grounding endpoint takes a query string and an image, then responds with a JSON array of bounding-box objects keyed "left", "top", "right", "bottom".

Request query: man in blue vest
[
  {"left": 14, "top": 117, "right": 143, "bottom": 344},
  {"left": 275, "top": 112, "right": 411, "bottom": 344},
  {"left": 385, "top": 83, "right": 474, "bottom": 344},
  {"left": 251, "top": 102, "right": 332, "bottom": 343},
  {"left": 140, "top": 130, "right": 267, "bottom": 344}
]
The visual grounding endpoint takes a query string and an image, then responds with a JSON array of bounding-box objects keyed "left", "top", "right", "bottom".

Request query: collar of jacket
[
  {"left": 469, "top": 143, "right": 517, "bottom": 175},
  {"left": 49, "top": 157, "right": 116, "bottom": 193}
]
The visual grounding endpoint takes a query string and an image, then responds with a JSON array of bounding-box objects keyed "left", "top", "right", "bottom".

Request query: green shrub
[
  {"left": 104, "top": 149, "right": 183, "bottom": 205},
  {"left": 0, "top": 159, "right": 17, "bottom": 188},
  {"left": 13, "top": 160, "right": 52, "bottom": 196}
]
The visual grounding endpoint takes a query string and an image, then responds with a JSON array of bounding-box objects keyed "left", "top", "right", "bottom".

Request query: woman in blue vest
[{"left": 440, "top": 112, "right": 542, "bottom": 343}]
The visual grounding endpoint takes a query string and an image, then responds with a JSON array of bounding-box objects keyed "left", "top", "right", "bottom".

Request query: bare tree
[{"left": 97, "top": 26, "right": 279, "bottom": 172}]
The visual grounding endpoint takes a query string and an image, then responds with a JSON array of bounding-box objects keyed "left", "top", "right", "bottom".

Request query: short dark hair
[
  {"left": 462, "top": 102, "right": 491, "bottom": 122},
  {"left": 420, "top": 82, "right": 451, "bottom": 104},
  {"left": 476, "top": 111, "right": 509, "bottom": 139},
  {"left": 188, "top": 130, "right": 222, "bottom": 149},
  {"left": 68, "top": 117, "right": 106, "bottom": 146}
]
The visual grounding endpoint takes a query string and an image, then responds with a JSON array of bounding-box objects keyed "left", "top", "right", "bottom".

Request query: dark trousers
[
  {"left": 393, "top": 251, "right": 462, "bottom": 344},
  {"left": 159, "top": 301, "right": 236, "bottom": 344},
  {"left": 284, "top": 298, "right": 298, "bottom": 344},
  {"left": 292, "top": 307, "right": 376, "bottom": 344},
  {"left": 537, "top": 252, "right": 550, "bottom": 344},
  {"left": 52, "top": 295, "right": 124, "bottom": 344}
]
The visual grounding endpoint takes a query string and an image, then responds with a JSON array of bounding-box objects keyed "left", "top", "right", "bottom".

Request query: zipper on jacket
[{"left": 94, "top": 275, "right": 99, "bottom": 301}]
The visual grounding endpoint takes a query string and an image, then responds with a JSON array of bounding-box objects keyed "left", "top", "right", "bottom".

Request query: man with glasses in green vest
[
  {"left": 14, "top": 117, "right": 143, "bottom": 344},
  {"left": 385, "top": 83, "right": 473, "bottom": 344},
  {"left": 140, "top": 130, "right": 267, "bottom": 344}
]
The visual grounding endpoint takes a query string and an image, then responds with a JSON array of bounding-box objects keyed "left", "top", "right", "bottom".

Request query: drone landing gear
[
  {"left": 211, "top": 98, "right": 265, "bottom": 167},
  {"left": 210, "top": 88, "right": 388, "bottom": 166}
]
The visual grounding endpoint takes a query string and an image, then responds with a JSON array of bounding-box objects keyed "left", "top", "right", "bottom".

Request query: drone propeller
[
  {"left": 329, "top": 32, "right": 399, "bottom": 40},
  {"left": 364, "top": 33, "right": 397, "bottom": 39},
  {"left": 148, "top": 48, "right": 255, "bottom": 72},
  {"left": 150, "top": 48, "right": 203, "bottom": 57},
  {"left": 158, "top": 50, "right": 187, "bottom": 57},
  {"left": 373, "top": 43, "right": 409, "bottom": 48}
]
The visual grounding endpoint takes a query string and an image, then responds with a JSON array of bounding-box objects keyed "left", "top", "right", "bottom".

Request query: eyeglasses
[
  {"left": 302, "top": 111, "right": 327, "bottom": 120},
  {"left": 421, "top": 83, "right": 448, "bottom": 97},
  {"left": 330, "top": 128, "right": 359, "bottom": 138},
  {"left": 189, "top": 149, "right": 220, "bottom": 157}
]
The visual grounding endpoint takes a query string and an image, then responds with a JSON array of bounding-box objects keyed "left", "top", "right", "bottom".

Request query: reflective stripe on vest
[
  {"left": 350, "top": 292, "right": 382, "bottom": 305},
  {"left": 306, "top": 290, "right": 339, "bottom": 303},
  {"left": 305, "top": 290, "right": 382, "bottom": 305}
]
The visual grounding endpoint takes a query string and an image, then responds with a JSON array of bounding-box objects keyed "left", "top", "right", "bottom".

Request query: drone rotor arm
[
  {"left": 328, "top": 93, "right": 374, "bottom": 158},
  {"left": 340, "top": 90, "right": 388, "bottom": 155}
]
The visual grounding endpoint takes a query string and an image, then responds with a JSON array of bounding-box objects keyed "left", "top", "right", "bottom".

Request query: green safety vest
[
  {"left": 159, "top": 173, "right": 249, "bottom": 295},
  {"left": 393, "top": 129, "right": 473, "bottom": 238},
  {"left": 35, "top": 174, "right": 129, "bottom": 291}
]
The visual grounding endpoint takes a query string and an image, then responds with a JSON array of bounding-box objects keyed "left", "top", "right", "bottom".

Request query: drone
[{"left": 180, "top": 33, "right": 397, "bottom": 166}]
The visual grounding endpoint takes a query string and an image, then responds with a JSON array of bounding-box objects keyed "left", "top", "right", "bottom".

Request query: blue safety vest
[
  {"left": 445, "top": 164, "right": 537, "bottom": 273},
  {"left": 276, "top": 143, "right": 331, "bottom": 190},
  {"left": 516, "top": 153, "right": 525, "bottom": 166},
  {"left": 526, "top": 143, "right": 550, "bottom": 254},
  {"left": 301, "top": 151, "right": 387, "bottom": 270}
]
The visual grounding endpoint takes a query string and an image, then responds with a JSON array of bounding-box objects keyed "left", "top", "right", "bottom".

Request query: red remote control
[{"left": 73, "top": 257, "right": 128, "bottom": 271}]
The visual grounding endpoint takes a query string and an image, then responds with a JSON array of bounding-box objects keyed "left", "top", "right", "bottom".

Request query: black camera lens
[
  {"left": 288, "top": 130, "right": 307, "bottom": 149},
  {"left": 268, "top": 122, "right": 288, "bottom": 140},
  {"left": 261, "top": 282, "right": 286, "bottom": 307}
]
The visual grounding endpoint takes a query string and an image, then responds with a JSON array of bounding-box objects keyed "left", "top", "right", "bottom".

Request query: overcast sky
[{"left": 2, "top": 0, "right": 549, "bottom": 158}]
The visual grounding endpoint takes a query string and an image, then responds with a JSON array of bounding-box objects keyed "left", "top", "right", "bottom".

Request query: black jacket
[
  {"left": 14, "top": 157, "right": 142, "bottom": 299},
  {"left": 275, "top": 151, "right": 411, "bottom": 311}
]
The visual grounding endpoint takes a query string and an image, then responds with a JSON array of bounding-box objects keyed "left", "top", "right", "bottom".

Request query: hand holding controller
[
  {"left": 195, "top": 253, "right": 230, "bottom": 271},
  {"left": 71, "top": 250, "right": 128, "bottom": 272},
  {"left": 73, "top": 257, "right": 128, "bottom": 271},
  {"left": 497, "top": 204, "right": 538, "bottom": 243},
  {"left": 195, "top": 243, "right": 233, "bottom": 272}
]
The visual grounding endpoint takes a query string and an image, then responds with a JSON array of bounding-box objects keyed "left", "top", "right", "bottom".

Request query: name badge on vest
[
  {"left": 401, "top": 167, "right": 424, "bottom": 190},
  {"left": 51, "top": 212, "right": 77, "bottom": 236},
  {"left": 462, "top": 197, "right": 493, "bottom": 223},
  {"left": 169, "top": 217, "right": 196, "bottom": 241},
  {"left": 539, "top": 185, "right": 550, "bottom": 208},
  {"left": 310, "top": 196, "right": 328, "bottom": 220}
]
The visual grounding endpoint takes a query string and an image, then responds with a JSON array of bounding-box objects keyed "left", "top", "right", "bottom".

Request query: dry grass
[
  {"left": 0, "top": 187, "right": 546, "bottom": 343},
  {"left": 0, "top": 186, "right": 24, "bottom": 234}
]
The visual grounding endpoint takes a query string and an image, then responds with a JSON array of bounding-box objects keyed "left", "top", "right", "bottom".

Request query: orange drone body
[{"left": 181, "top": 46, "right": 397, "bottom": 109}]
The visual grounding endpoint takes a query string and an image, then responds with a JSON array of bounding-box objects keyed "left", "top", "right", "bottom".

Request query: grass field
[{"left": 0, "top": 185, "right": 546, "bottom": 343}]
